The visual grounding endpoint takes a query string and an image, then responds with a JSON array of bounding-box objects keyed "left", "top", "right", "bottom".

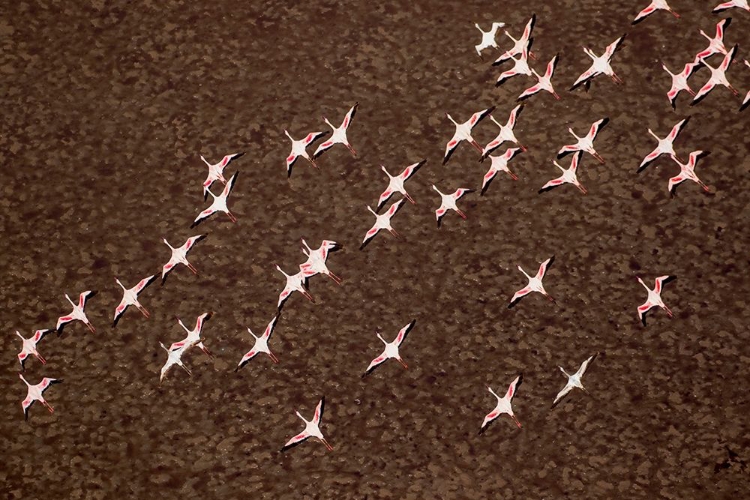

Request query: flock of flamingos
[{"left": 15, "top": 1, "right": 750, "bottom": 452}]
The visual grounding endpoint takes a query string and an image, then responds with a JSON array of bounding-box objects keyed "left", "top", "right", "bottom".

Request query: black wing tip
[{"left": 740, "top": 101, "right": 750, "bottom": 112}]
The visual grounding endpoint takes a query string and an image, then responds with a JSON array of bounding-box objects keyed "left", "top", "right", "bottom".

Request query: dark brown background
[{"left": 1, "top": 0, "right": 750, "bottom": 498}]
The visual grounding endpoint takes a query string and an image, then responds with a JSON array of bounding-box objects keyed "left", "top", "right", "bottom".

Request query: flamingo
[
  {"left": 557, "top": 117, "right": 609, "bottom": 164},
  {"left": 236, "top": 316, "right": 279, "bottom": 370},
  {"left": 474, "top": 22, "right": 506, "bottom": 57},
  {"left": 161, "top": 234, "right": 206, "bottom": 284},
  {"left": 281, "top": 397, "right": 333, "bottom": 452},
  {"left": 482, "top": 104, "right": 526, "bottom": 158},
  {"left": 481, "top": 147, "right": 524, "bottom": 195},
  {"left": 113, "top": 275, "right": 157, "bottom": 327},
  {"left": 637, "top": 275, "right": 675, "bottom": 325},
  {"left": 495, "top": 47, "right": 533, "bottom": 86},
  {"left": 632, "top": 1, "right": 680, "bottom": 24},
  {"left": 509, "top": 256, "right": 555, "bottom": 308},
  {"left": 376, "top": 160, "right": 426, "bottom": 211},
  {"left": 191, "top": 171, "right": 239, "bottom": 227},
  {"left": 713, "top": 0, "right": 750, "bottom": 12},
  {"left": 363, "top": 319, "right": 416, "bottom": 377},
  {"left": 16, "top": 329, "right": 53, "bottom": 370},
  {"left": 663, "top": 62, "right": 699, "bottom": 109},
  {"left": 693, "top": 18, "right": 732, "bottom": 63},
  {"left": 56, "top": 290, "right": 96, "bottom": 335},
  {"left": 284, "top": 130, "right": 328, "bottom": 177},
  {"left": 159, "top": 342, "right": 191, "bottom": 383},
  {"left": 169, "top": 312, "right": 213, "bottom": 358},
  {"left": 200, "top": 152, "right": 243, "bottom": 200},
  {"left": 668, "top": 151, "right": 711, "bottom": 194},
  {"left": 360, "top": 199, "right": 406, "bottom": 250},
  {"left": 518, "top": 54, "right": 560, "bottom": 101},
  {"left": 539, "top": 152, "right": 587, "bottom": 194},
  {"left": 433, "top": 185, "right": 473, "bottom": 227},
  {"left": 300, "top": 239, "right": 343, "bottom": 285},
  {"left": 570, "top": 35, "right": 627, "bottom": 90},
  {"left": 692, "top": 44, "right": 740, "bottom": 105},
  {"left": 553, "top": 354, "right": 597, "bottom": 407},
  {"left": 493, "top": 15, "right": 536, "bottom": 65},
  {"left": 313, "top": 103, "right": 358, "bottom": 158},
  {"left": 276, "top": 265, "right": 314, "bottom": 310},
  {"left": 19, "top": 373, "right": 61, "bottom": 420},
  {"left": 479, "top": 375, "right": 523, "bottom": 434},
  {"left": 637, "top": 117, "right": 690, "bottom": 173},
  {"left": 443, "top": 107, "right": 495, "bottom": 165}
]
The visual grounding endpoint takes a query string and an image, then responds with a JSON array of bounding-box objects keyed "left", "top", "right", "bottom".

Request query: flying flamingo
[
  {"left": 692, "top": 44, "right": 740, "bottom": 105},
  {"left": 493, "top": 15, "right": 536, "bottom": 64},
  {"left": 479, "top": 374, "right": 523, "bottom": 434},
  {"left": 637, "top": 275, "right": 675, "bottom": 326},
  {"left": 112, "top": 274, "right": 157, "bottom": 327},
  {"left": 314, "top": 103, "right": 358, "bottom": 158},
  {"left": 16, "top": 329, "right": 52, "bottom": 370},
  {"left": 663, "top": 62, "right": 699, "bottom": 109},
  {"left": 518, "top": 54, "right": 560, "bottom": 101},
  {"left": 161, "top": 234, "right": 206, "bottom": 284},
  {"left": 159, "top": 342, "right": 191, "bottom": 383},
  {"left": 433, "top": 185, "right": 473, "bottom": 227},
  {"left": 481, "top": 147, "right": 523, "bottom": 195},
  {"left": 56, "top": 290, "right": 96, "bottom": 335},
  {"left": 281, "top": 397, "right": 333, "bottom": 452},
  {"left": 170, "top": 312, "right": 214, "bottom": 358},
  {"left": 300, "top": 238, "right": 342, "bottom": 264},
  {"left": 236, "top": 316, "right": 279, "bottom": 370},
  {"left": 474, "top": 22, "right": 506, "bottom": 57},
  {"left": 284, "top": 130, "right": 328, "bottom": 177},
  {"left": 570, "top": 35, "right": 627, "bottom": 91},
  {"left": 200, "top": 152, "right": 243, "bottom": 200},
  {"left": 363, "top": 319, "right": 416, "bottom": 377},
  {"left": 553, "top": 354, "right": 597, "bottom": 407},
  {"left": 191, "top": 171, "right": 239, "bottom": 227},
  {"left": 19, "top": 373, "right": 61, "bottom": 420},
  {"left": 482, "top": 104, "right": 527, "bottom": 158},
  {"left": 300, "top": 239, "right": 343, "bottom": 285},
  {"left": 713, "top": 0, "right": 750, "bottom": 12},
  {"left": 557, "top": 117, "right": 609, "bottom": 164},
  {"left": 632, "top": 1, "right": 680, "bottom": 24},
  {"left": 637, "top": 117, "right": 690, "bottom": 173},
  {"left": 668, "top": 151, "right": 711, "bottom": 194},
  {"left": 495, "top": 47, "right": 533, "bottom": 86},
  {"left": 276, "top": 265, "right": 315, "bottom": 310},
  {"left": 539, "top": 152, "right": 587, "bottom": 194},
  {"left": 443, "top": 107, "right": 495, "bottom": 165},
  {"left": 693, "top": 18, "right": 732, "bottom": 63},
  {"left": 360, "top": 199, "right": 406, "bottom": 250},
  {"left": 509, "top": 256, "right": 555, "bottom": 308},
  {"left": 376, "top": 160, "right": 426, "bottom": 211}
]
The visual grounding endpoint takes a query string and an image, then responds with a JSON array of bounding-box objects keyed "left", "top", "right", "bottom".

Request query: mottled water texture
[{"left": 1, "top": 0, "right": 750, "bottom": 498}]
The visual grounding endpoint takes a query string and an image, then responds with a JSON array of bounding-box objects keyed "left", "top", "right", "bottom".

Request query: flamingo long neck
[
  {"left": 377, "top": 333, "right": 387, "bottom": 344},
  {"left": 367, "top": 206, "right": 377, "bottom": 216},
  {"left": 66, "top": 294, "right": 75, "bottom": 306}
]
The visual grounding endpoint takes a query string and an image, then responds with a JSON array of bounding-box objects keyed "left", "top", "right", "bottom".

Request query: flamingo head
[{"left": 247, "top": 328, "right": 257, "bottom": 340}]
